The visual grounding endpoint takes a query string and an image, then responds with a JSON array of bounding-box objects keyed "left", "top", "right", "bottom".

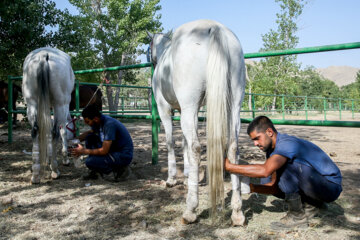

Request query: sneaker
[
  {"left": 304, "top": 202, "right": 328, "bottom": 219},
  {"left": 114, "top": 165, "right": 131, "bottom": 181},
  {"left": 271, "top": 193, "right": 308, "bottom": 230}
]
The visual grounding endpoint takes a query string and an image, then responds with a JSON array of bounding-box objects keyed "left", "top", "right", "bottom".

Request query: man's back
[
  {"left": 269, "top": 133, "right": 342, "bottom": 185},
  {"left": 99, "top": 115, "right": 133, "bottom": 157}
]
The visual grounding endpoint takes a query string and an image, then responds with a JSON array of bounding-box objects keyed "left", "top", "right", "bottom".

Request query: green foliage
[
  {"left": 260, "top": 0, "right": 305, "bottom": 90},
  {"left": 340, "top": 71, "right": 360, "bottom": 108},
  {"left": 67, "top": 0, "right": 162, "bottom": 110},
  {"left": 0, "top": 0, "right": 65, "bottom": 78}
]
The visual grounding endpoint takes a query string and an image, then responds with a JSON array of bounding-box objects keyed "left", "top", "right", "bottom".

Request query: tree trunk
[
  {"left": 271, "top": 95, "right": 277, "bottom": 115},
  {"left": 106, "top": 54, "right": 126, "bottom": 112},
  {"left": 248, "top": 84, "right": 252, "bottom": 111}
]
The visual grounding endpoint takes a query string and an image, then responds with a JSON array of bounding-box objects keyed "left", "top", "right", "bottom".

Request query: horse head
[{"left": 147, "top": 30, "right": 172, "bottom": 68}]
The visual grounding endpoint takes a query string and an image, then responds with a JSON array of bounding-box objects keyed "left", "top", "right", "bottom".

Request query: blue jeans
[
  {"left": 261, "top": 161, "right": 342, "bottom": 204},
  {"left": 84, "top": 134, "right": 132, "bottom": 175}
]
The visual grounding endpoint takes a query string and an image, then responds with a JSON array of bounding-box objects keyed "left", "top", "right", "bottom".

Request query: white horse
[
  {"left": 22, "top": 47, "right": 75, "bottom": 184},
  {"left": 148, "top": 19, "right": 249, "bottom": 225}
]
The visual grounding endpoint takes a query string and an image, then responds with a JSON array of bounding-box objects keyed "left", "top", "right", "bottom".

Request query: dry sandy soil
[{"left": 0, "top": 119, "right": 359, "bottom": 240}]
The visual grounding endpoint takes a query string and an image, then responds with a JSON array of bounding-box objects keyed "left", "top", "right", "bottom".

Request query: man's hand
[
  {"left": 70, "top": 144, "right": 84, "bottom": 157},
  {"left": 224, "top": 158, "right": 232, "bottom": 172}
]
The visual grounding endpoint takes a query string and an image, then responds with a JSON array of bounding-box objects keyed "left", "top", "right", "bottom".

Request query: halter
[{"left": 65, "top": 117, "right": 78, "bottom": 134}]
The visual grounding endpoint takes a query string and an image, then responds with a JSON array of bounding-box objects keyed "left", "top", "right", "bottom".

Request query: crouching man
[
  {"left": 225, "top": 116, "right": 342, "bottom": 230},
  {"left": 70, "top": 104, "right": 133, "bottom": 181}
]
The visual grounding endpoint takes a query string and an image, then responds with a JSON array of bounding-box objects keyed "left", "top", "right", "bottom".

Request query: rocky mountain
[
  {"left": 316, "top": 66, "right": 359, "bottom": 87},
  {"left": 245, "top": 60, "right": 359, "bottom": 87}
]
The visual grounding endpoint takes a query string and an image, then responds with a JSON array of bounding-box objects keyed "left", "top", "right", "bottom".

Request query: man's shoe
[
  {"left": 114, "top": 165, "right": 131, "bottom": 181},
  {"left": 304, "top": 202, "right": 328, "bottom": 219},
  {"left": 271, "top": 193, "right": 308, "bottom": 230},
  {"left": 82, "top": 171, "right": 99, "bottom": 180}
]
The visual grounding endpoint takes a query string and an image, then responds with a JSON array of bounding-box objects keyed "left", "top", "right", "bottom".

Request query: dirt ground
[{"left": 0, "top": 119, "right": 359, "bottom": 240}]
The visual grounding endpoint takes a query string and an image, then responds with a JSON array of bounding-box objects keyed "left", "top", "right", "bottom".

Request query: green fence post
[
  {"left": 121, "top": 97, "right": 124, "bottom": 115},
  {"left": 251, "top": 93, "right": 255, "bottom": 119},
  {"left": 351, "top": 100, "right": 354, "bottom": 119},
  {"left": 282, "top": 95, "right": 285, "bottom": 120},
  {"left": 7, "top": 76, "right": 13, "bottom": 143},
  {"left": 305, "top": 96, "right": 308, "bottom": 120},
  {"left": 323, "top": 98, "right": 327, "bottom": 120},
  {"left": 151, "top": 65, "right": 159, "bottom": 165},
  {"left": 339, "top": 98, "right": 342, "bottom": 120}
]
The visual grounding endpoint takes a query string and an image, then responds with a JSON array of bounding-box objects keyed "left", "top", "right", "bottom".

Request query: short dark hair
[
  {"left": 247, "top": 115, "right": 277, "bottom": 135},
  {"left": 81, "top": 104, "right": 101, "bottom": 120}
]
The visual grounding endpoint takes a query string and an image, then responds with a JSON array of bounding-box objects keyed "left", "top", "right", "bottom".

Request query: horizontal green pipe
[
  {"left": 10, "top": 109, "right": 360, "bottom": 128},
  {"left": 74, "top": 62, "right": 152, "bottom": 74},
  {"left": 245, "top": 42, "right": 360, "bottom": 59},
  {"left": 80, "top": 82, "right": 151, "bottom": 89},
  {"left": 111, "top": 115, "right": 360, "bottom": 127},
  {"left": 103, "top": 110, "right": 150, "bottom": 114},
  {"left": 8, "top": 41, "right": 360, "bottom": 80},
  {"left": 241, "top": 118, "right": 360, "bottom": 127},
  {"left": 109, "top": 114, "right": 153, "bottom": 120}
]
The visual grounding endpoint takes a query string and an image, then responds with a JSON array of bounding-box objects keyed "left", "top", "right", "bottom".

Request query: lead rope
[{"left": 83, "top": 70, "right": 109, "bottom": 109}]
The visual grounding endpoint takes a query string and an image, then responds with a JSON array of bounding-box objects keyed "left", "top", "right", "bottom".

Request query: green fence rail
[{"left": 6, "top": 41, "right": 360, "bottom": 164}]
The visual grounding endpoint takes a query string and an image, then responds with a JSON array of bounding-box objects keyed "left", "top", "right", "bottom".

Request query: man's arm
[
  {"left": 71, "top": 140, "right": 112, "bottom": 157},
  {"left": 224, "top": 154, "right": 288, "bottom": 178},
  {"left": 249, "top": 172, "right": 282, "bottom": 195}
]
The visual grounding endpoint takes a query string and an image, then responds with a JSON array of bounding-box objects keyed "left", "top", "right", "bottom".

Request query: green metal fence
[{"left": 6, "top": 41, "right": 360, "bottom": 164}]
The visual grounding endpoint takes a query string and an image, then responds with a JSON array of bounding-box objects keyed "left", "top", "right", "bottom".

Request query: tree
[
  {"left": 256, "top": 0, "right": 306, "bottom": 112},
  {"left": 341, "top": 70, "right": 360, "bottom": 108},
  {"left": 68, "top": 0, "right": 162, "bottom": 111},
  {"left": 0, "top": 0, "right": 65, "bottom": 78}
]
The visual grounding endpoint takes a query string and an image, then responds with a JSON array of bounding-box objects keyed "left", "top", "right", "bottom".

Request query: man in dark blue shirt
[
  {"left": 225, "top": 116, "right": 342, "bottom": 230},
  {"left": 70, "top": 104, "right": 133, "bottom": 181}
]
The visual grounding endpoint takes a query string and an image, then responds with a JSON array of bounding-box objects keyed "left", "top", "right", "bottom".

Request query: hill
[
  {"left": 245, "top": 60, "right": 359, "bottom": 87},
  {"left": 316, "top": 66, "right": 359, "bottom": 87}
]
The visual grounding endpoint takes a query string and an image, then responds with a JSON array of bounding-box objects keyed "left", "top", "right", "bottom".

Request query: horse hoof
[
  {"left": 31, "top": 176, "right": 40, "bottom": 184},
  {"left": 166, "top": 178, "right": 177, "bottom": 188},
  {"left": 231, "top": 211, "right": 245, "bottom": 226},
  {"left": 181, "top": 210, "right": 197, "bottom": 224},
  {"left": 62, "top": 159, "right": 71, "bottom": 166},
  {"left": 51, "top": 171, "right": 60, "bottom": 179}
]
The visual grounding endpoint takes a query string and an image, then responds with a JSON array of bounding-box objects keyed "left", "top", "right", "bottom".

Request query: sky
[{"left": 54, "top": 0, "right": 360, "bottom": 69}]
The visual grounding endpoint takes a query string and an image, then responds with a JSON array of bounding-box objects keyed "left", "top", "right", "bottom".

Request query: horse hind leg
[
  {"left": 49, "top": 122, "right": 60, "bottom": 179},
  {"left": 180, "top": 108, "right": 200, "bottom": 224},
  {"left": 228, "top": 104, "right": 247, "bottom": 226},
  {"left": 157, "top": 100, "right": 177, "bottom": 187},
  {"left": 60, "top": 124, "right": 71, "bottom": 166},
  {"left": 31, "top": 124, "right": 41, "bottom": 184},
  {"left": 228, "top": 138, "right": 246, "bottom": 226}
]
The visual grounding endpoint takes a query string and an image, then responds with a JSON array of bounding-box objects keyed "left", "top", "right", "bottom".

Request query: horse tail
[
  {"left": 206, "top": 25, "right": 232, "bottom": 217},
  {"left": 37, "top": 53, "right": 52, "bottom": 169}
]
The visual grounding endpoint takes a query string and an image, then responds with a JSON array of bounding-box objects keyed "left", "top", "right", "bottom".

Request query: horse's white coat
[
  {"left": 22, "top": 47, "right": 75, "bottom": 183},
  {"left": 150, "top": 20, "right": 249, "bottom": 225}
]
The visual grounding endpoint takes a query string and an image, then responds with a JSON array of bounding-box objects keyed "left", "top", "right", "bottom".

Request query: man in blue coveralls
[
  {"left": 70, "top": 104, "right": 133, "bottom": 181},
  {"left": 225, "top": 116, "right": 342, "bottom": 230}
]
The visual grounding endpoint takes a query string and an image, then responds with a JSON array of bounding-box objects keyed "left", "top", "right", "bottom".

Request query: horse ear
[
  {"left": 166, "top": 30, "right": 173, "bottom": 39},
  {"left": 146, "top": 30, "right": 154, "bottom": 40}
]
